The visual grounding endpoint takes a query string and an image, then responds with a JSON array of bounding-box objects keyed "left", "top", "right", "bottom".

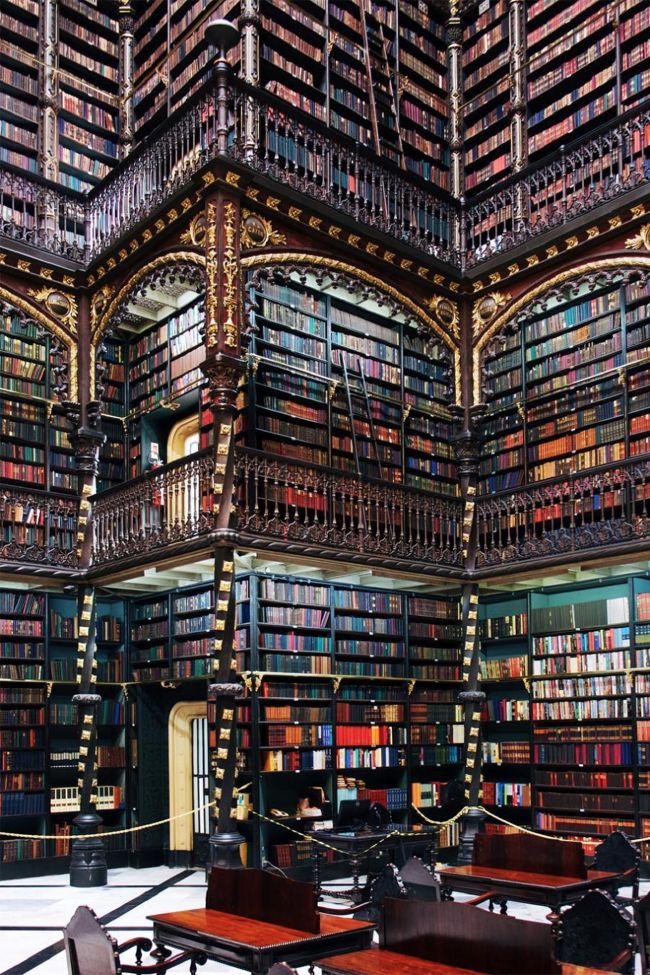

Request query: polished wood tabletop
[
  {"left": 438, "top": 865, "right": 622, "bottom": 891},
  {"left": 319, "top": 947, "right": 618, "bottom": 975},
  {"left": 149, "top": 908, "right": 373, "bottom": 948}
]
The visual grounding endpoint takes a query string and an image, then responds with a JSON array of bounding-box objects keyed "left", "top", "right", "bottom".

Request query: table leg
[
  {"left": 351, "top": 853, "right": 361, "bottom": 899},
  {"left": 440, "top": 883, "right": 454, "bottom": 901},
  {"left": 547, "top": 902, "right": 562, "bottom": 953},
  {"left": 312, "top": 849, "right": 324, "bottom": 896},
  {"left": 150, "top": 942, "right": 172, "bottom": 960},
  {"left": 499, "top": 898, "right": 508, "bottom": 915}
]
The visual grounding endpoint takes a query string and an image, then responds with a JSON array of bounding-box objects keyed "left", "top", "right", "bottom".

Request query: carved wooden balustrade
[
  {"left": 234, "top": 448, "right": 465, "bottom": 570},
  {"left": 475, "top": 457, "right": 650, "bottom": 570},
  {"left": 92, "top": 451, "right": 216, "bottom": 565},
  {"left": 2, "top": 77, "right": 648, "bottom": 269},
  {"left": 464, "top": 99, "right": 650, "bottom": 267},
  {"left": 90, "top": 447, "right": 465, "bottom": 571},
  {"left": 0, "top": 167, "right": 86, "bottom": 261},
  {"left": 0, "top": 488, "right": 80, "bottom": 571}
]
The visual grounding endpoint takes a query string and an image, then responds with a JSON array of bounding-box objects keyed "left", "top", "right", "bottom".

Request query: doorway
[{"left": 168, "top": 701, "right": 209, "bottom": 865}]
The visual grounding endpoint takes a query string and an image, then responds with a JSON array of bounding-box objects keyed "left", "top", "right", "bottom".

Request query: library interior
[{"left": 2, "top": 0, "right": 650, "bottom": 972}]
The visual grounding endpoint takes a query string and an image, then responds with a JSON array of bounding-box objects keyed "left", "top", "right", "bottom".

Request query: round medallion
[
  {"left": 45, "top": 291, "right": 72, "bottom": 321},
  {"left": 435, "top": 298, "right": 456, "bottom": 327},
  {"left": 241, "top": 213, "right": 270, "bottom": 248}
]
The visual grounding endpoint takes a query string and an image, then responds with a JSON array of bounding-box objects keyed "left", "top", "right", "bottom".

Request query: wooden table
[
  {"left": 319, "top": 947, "right": 618, "bottom": 975},
  {"left": 438, "top": 864, "right": 629, "bottom": 922},
  {"left": 148, "top": 908, "right": 375, "bottom": 975}
]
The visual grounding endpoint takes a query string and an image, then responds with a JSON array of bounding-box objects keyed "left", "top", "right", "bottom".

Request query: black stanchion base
[
  {"left": 456, "top": 807, "right": 486, "bottom": 865},
  {"left": 209, "top": 830, "right": 246, "bottom": 870},
  {"left": 70, "top": 812, "right": 108, "bottom": 887}
]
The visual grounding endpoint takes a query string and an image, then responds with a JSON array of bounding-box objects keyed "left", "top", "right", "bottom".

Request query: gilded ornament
[
  {"left": 427, "top": 295, "right": 459, "bottom": 335},
  {"left": 586, "top": 226, "right": 600, "bottom": 239},
  {"left": 0, "top": 253, "right": 6, "bottom": 264},
  {"left": 609, "top": 215, "right": 623, "bottom": 229},
  {"left": 222, "top": 201, "right": 239, "bottom": 349},
  {"left": 348, "top": 235, "right": 361, "bottom": 247},
  {"left": 167, "top": 208, "right": 178, "bottom": 221},
  {"left": 565, "top": 235, "right": 579, "bottom": 249},
  {"left": 507, "top": 264, "right": 520, "bottom": 275},
  {"left": 27, "top": 287, "right": 77, "bottom": 331},
  {"left": 384, "top": 251, "right": 395, "bottom": 263},
  {"left": 288, "top": 207, "right": 302, "bottom": 220},
  {"left": 472, "top": 291, "right": 511, "bottom": 337},
  {"left": 488, "top": 271, "right": 502, "bottom": 283},
  {"left": 417, "top": 267, "right": 428, "bottom": 277},
  {"left": 225, "top": 171, "right": 241, "bottom": 186},
  {"left": 17, "top": 260, "right": 31, "bottom": 272},
  {"left": 546, "top": 245, "right": 558, "bottom": 258},
  {"left": 129, "top": 239, "right": 139, "bottom": 252},
  {"left": 400, "top": 259, "right": 413, "bottom": 270},
  {"left": 308, "top": 216, "right": 322, "bottom": 229},
  {"left": 265, "top": 196, "right": 280, "bottom": 210},
  {"left": 142, "top": 229, "right": 153, "bottom": 242},
  {"left": 625, "top": 223, "right": 650, "bottom": 252},
  {"left": 154, "top": 220, "right": 165, "bottom": 233},
  {"left": 246, "top": 188, "right": 260, "bottom": 200},
  {"left": 366, "top": 243, "right": 378, "bottom": 255},
  {"left": 526, "top": 254, "right": 539, "bottom": 266},
  {"left": 181, "top": 213, "right": 207, "bottom": 247},
  {"left": 40, "top": 268, "right": 54, "bottom": 279},
  {"left": 202, "top": 172, "right": 216, "bottom": 185},
  {"left": 240, "top": 210, "right": 286, "bottom": 249},
  {"left": 631, "top": 204, "right": 646, "bottom": 218},
  {"left": 206, "top": 201, "right": 219, "bottom": 348},
  {"left": 328, "top": 226, "right": 342, "bottom": 238}
]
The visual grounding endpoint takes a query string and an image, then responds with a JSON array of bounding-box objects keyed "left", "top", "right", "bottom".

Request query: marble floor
[{"left": 0, "top": 865, "right": 645, "bottom": 975}]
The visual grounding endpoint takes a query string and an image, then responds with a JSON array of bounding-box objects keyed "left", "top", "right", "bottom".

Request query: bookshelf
[
  {"left": 462, "top": 0, "right": 510, "bottom": 194},
  {"left": 130, "top": 594, "right": 170, "bottom": 683},
  {"left": 479, "top": 277, "right": 650, "bottom": 495},
  {"left": 479, "top": 594, "right": 531, "bottom": 827},
  {"left": 58, "top": 0, "right": 120, "bottom": 191},
  {"left": 247, "top": 273, "right": 456, "bottom": 495},
  {"left": 529, "top": 581, "right": 636, "bottom": 841},
  {"left": 0, "top": 313, "right": 76, "bottom": 495},
  {"left": 0, "top": 0, "right": 39, "bottom": 175}
]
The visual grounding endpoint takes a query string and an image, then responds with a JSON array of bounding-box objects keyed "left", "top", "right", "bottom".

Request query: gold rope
[
  {"left": 411, "top": 803, "right": 469, "bottom": 827},
  {"left": 0, "top": 799, "right": 216, "bottom": 841},
  {"left": 477, "top": 806, "right": 610, "bottom": 843}
]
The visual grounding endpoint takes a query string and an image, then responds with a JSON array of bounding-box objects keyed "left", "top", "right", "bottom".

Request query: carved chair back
[
  {"left": 592, "top": 831, "right": 640, "bottom": 898},
  {"left": 64, "top": 906, "right": 120, "bottom": 975},
  {"left": 206, "top": 866, "right": 320, "bottom": 933},
  {"left": 399, "top": 856, "right": 441, "bottom": 902},
  {"left": 556, "top": 889, "right": 635, "bottom": 975}
]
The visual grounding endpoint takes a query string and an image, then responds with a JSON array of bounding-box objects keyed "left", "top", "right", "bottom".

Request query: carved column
[
  {"left": 446, "top": 7, "right": 464, "bottom": 256},
  {"left": 202, "top": 188, "right": 247, "bottom": 867},
  {"left": 451, "top": 405, "right": 487, "bottom": 864},
  {"left": 239, "top": 0, "right": 260, "bottom": 159},
  {"left": 508, "top": 0, "right": 528, "bottom": 223},
  {"left": 117, "top": 3, "right": 136, "bottom": 159},
  {"left": 65, "top": 404, "right": 108, "bottom": 886},
  {"left": 37, "top": 0, "right": 58, "bottom": 183}
]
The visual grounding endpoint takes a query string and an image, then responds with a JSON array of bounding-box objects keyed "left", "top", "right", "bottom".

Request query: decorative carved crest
[
  {"left": 27, "top": 287, "right": 77, "bottom": 331},
  {"left": 472, "top": 291, "right": 511, "bottom": 337},
  {"left": 240, "top": 210, "right": 287, "bottom": 250},
  {"left": 180, "top": 213, "right": 207, "bottom": 247},
  {"left": 625, "top": 223, "right": 650, "bottom": 251},
  {"left": 427, "top": 295, "right": 459, "bottom": 335}
]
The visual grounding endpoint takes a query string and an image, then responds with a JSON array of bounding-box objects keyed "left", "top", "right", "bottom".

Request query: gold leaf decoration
[
  {"left": 625, "top": 223, "right": 650, "bottom": 252},
  {"left": 472, "top": 290, "right": 511, "bottom": 337},
  {"left": 240, "top": 210, "right": 286, "bottom": 249}
]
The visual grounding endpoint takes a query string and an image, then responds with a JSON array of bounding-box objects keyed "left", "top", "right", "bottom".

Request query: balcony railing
[
  {"left": 464, "top": 102, "right": 650, "bottom": 266},
  {"left": 91, "top": 448, "right": 465, "bottom": 571},
  {"left": 2, "top": 75, "right": 648, "bottom": 269},
  {"left": 475, "top": 457, "right": 650, "bottom": 570},
  {"left": 234, "top": 448, "right": 464, "bottom": 569},
  {"left": 0, "top": 487, "right": 80, "bottom": 570}
]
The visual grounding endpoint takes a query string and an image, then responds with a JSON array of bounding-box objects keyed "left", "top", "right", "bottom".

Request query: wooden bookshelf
[
  {"left": 479, "top": 595, "right": 531, "bottom": 827},
  {"left": 462, "top": 0, "right": 510, "bottom": 194},
  {"left": 0, "top": 0, "right": 39, "bottom": 175},
  {"left": 479, "top": 278, "right": 650, "bottom": 494},
  {"left": 248, "top": 274, "right": 456, "bottom": 495}
]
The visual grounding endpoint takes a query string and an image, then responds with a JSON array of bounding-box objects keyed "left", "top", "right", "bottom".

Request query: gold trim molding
[
  {"left": 0, "top": 285, "right": 77, "bottom": 397},
  {"left": 472, "top": 291, "right": 512, "bottom": 338},
  {"left": 472, "top": 257, "right": 650, "bottom": 404},
  {"left": 625, "top": 223, "right": 650, "bottom": 252}
]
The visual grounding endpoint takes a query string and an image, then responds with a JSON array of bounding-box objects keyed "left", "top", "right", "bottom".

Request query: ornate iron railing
[
  {"left": 475, "top": 458, "right": 650, "bottom": 569},
  {"left": 464, "top": 102, "right": 650, "bottom": 267},
  {"left": 92, "top": 451, "right": 216, "bottom": 565},
  {"left": 4, "top": 75, "right": 648, "bottom": 269},
  {"left": 90, "top": 448, "right": 464, "bottom": 569},
  {"left": 0, "top": 168, "right": 86, "bottom": 261},
  {"left": 234, "top": 448, "right": 464, "bottom": 568},
  {"left": 0, "top": 488, "right": 80, "bottom": 569}
]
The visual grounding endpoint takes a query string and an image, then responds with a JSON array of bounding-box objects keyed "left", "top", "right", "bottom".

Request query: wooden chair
[
  {"left": 592, "top": 830, "right": 640, "bottom": 901},
  {"left": 633, "top": 889, "right": 650, "bottom": 975},
  {"left": 556, "top": 889, "right": 636, "bottom": 975},
  {"left": 64, "top": 906, "right": 204, "bottom": 975},
  {"left": 267, "top": 965, "right": 299, "bottom": 975},
  {"left": 400, "top": 856, "right": 441, "bottom": 902}
]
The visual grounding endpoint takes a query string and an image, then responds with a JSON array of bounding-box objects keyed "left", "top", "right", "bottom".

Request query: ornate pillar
[
  {"left": 37, "top": 0, "right": 58, "bottom": 182},
  {"left": 508, "top": 0, "right": 528, "bottom": 223},
  {"left": 451, "top": 405, "right": 487, "bottom": 864},
  {"left": 201, "top": 186, "right": 247, "bottom": 867},
  {"left": 446, "top": 5, "right": 464, "bottom": 256},
  {"left": 117, "top": 2, "right": 136, "bottom": 159},
  {"left": 65, "top": 403, "right": 108, "bottom": 886},
  {"left": 239, "top": 0, "right": 260, "bottom": 158}
]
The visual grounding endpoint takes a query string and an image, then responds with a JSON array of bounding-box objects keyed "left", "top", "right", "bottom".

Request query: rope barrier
[
  {"left": 411, "top": 803, "right": 469, "bottom": 827},
  {"left": 0, "top": 800, "right": 217, "bottom": 841}
]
